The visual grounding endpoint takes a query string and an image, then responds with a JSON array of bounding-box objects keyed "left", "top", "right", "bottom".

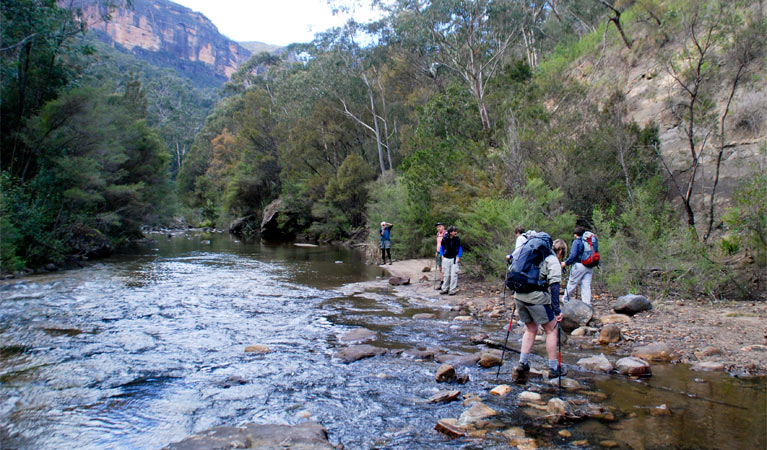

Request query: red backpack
[{"left": 580, "top": 231, "right": 600, "bottom": 267}]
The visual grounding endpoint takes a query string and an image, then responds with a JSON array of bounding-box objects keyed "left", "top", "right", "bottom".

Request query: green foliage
[
  {"left": 325, "top": 154, "right": 375, "bottom": 229},
  {"left": 457, "top": 178, "right": 575, "bottom": 279},
  {"left": 722, "top": 174, "right": 767, "bottom": 264}
]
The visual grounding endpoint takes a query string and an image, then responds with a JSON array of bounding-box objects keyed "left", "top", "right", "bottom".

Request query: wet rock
[
  {"left": 572, "top": 440, "right": 589, "bottom": 446},
  {"left": 436, "top": 364, "right": 456, "bottom": 382},
  {"left": 615, "top": 356, "right": 652, "bottom": 377},
  {"left": 559, "top": 430, "right": 572, "bottom": 438},
  {"left": 455, "top": 374, "right": 470, "bottom": 384},
  {"left": 454, "top": 315, "right": 473, "bottom": 322},
  {"left": 548, "top": 377, "right": 582, "bottom": 390},
  {"left": 403, "top": 347, "right": 440, "bottom": 360},
  {"left": 163, "top": 422, "right": 333, "bottom": 450},
  {"left": 435, "top": 419, "right": 466, "bottom": 438},
  {"left": 547, "top": 397, "right": 570, "bottom": 415},
  {"left": 457, "top": 402, "right": 498, "bottom": 426},
  {"left": 509, "top": 437, "right": 538, "bottom": 450},
  {"left": 571, "top": 327, "right": 589, "bottom": 337},
  {"left": 695, "top": 346, "right": 722, "bottom": 358},
  {"left": 518, "top": 391, "right": 543, "bottom": 404},
  {"left": 340, "top": 328, "right": 376, "bottom": 343},
  {"left": 561, "top": 301, "right": 593, "bottom": 332},
  {"left": 599, "top": 314, "right": 631, "bottom": 325},
  {"left": 412, "top": 313, "right": 436, "bottom": 320},
  {"left": 479, "top": 350, "right": 503, "bottom": 368},
  {"left": 215, "top": 376, "right": 248, "bottom": 388},
  {"left": 469, "top": 333, "right": 489, "bottom": 344},
  {"left": 244, "top": 345, "right": 271, "bottom": 354},
  {"left": 598, "top": 325, "right": 622, "bottom": 344},
  {"left": 631, "top": 342, "right": 676, "bottom": 362},
  {"left": 296, "top": 410, "right": 312, "bottom": 420},
  {"left": 462, "top": 393, "right": 482, "bottom": 406},
  {"left": 579, "top": 390, "right": 608, "bottom": 401},
  {"left": 502, "top": 427, "right": 526, "bottom": 440},
  {"left": 388, "top": 276, "right": 410, "bottom": 286},
  {"left": 614, "top": 294, "right": 652, "bottom": 316},
  {"left": 428, "top": 390, "right": 461, "bottom": 403},
  {"left": 490, "top": 385, "right": 511, "bottom": 396},
  {"left": 691, "top": 361, "right": 726, "bottom": 372},
  {"left": 650, "top": 404, "right": 672, "bottom": 416},
  {"left": 45, "top": 263, "right": 58, "bottom": 272},
  {"left": 600, "top": 440, "right": 620, "bottom": 448},
  {"left": 422, "top": 266, "right": 432, "bottom": 272},
  {"left": 335, "top": 344, "right": 386, "bottom": 363},
  {"left": 435, "top": 354, "right": 481, "bottom": 367},
  {"left": 577, "top": 354, "right": 614, "bottom": 373}
]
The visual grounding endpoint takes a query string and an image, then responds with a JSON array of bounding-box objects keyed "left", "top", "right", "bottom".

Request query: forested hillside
[
  {"left": 177, "top": 0, "right": 765, "bottom": 299},
  {"left": 1, "top": 0, "right": 216, "bottom": 270}
]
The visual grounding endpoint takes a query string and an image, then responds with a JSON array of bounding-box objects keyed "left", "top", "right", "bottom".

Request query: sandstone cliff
[{"left": 67, "top": 0, "right": 252, "bottom": 86}]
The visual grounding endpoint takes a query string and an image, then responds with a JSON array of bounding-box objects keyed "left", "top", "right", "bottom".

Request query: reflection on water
[{"left": 0, "top": 233, "right": 765, "bottom": 449}]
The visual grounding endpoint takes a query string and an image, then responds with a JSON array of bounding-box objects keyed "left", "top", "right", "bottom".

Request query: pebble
[
  {"left": 490, "top": 385, "right": 511, "bottom": 396},
  {"left": 558, "top": 430, "right": 572, "bottom": 438}
]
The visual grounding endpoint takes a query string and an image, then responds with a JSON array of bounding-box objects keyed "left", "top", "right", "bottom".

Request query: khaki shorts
[{"left": 515, "top": 299, "right": 555, "bottom": 325}]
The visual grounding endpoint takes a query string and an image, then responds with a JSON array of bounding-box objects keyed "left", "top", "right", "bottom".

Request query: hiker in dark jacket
[
  {"left": 562, "top": 226, "right": 593, "bottom": 305},
  {"left": 438, "top": 226, "right": 462, "bottom": 295},
  {"left": 379, "top": 221, "right": 393, "bottom": 265}
]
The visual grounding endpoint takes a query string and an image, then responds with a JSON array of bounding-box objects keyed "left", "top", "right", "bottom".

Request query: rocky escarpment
[{"left": 67, "top": 0, "right": 251, "bottom": 86}]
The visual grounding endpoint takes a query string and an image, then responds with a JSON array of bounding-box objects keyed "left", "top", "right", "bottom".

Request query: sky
[{"left": 172, "top": 0, "right": 381, "bottom": 47}]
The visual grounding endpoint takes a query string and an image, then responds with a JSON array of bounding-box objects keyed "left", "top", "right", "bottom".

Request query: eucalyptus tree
[{"left": 386, "top": 0, "right": 522, "bottom": 131}]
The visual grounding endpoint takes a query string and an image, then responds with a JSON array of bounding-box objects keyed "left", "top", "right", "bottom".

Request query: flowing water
[{"left": 1, "top": 232, "right": 765, "bottom": 449}]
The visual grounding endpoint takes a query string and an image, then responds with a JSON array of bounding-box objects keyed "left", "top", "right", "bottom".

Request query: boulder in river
[
  {"left": 631, "top": 342, "right": 676, "bottom": 362},
  {"left": 229, "top": 214, "right": 259, "bottom": 236},
  {"left": 479, "top": 350, "right": 503, "bottom": 368},
  {"left": 435, "top": 353, "right": 481, "bottom": 367},
  {"left": 163, "top": 422, "right": 333, "bottom": 450},
  {"left": 412, "top": 313, "right": 437, "bottom": 320},
  {"left": 615, "top": 356, "right": 652, "bottom": 376},
  {"left": 457, "top": 402, "right": 498, "bottom": 426},
  {"left": 691, "top": 361, "right": 726, "bottom": 372},
  {"left": 436, "top": 364, "right": 456, "bottom": 382},
  {"left": 598, "top": 325, "right": 622, "bottom": 344},
  {"left": 340, "top": 328, "right": 376, "bottom": 343},
  {"left": 388, "top": 276, "right": 410, "bottom": 286},
  {"left": 244, "top": 345, "right": 271, "bottom": 354},
  {"left": 599, "top": 314, "right": 632, "bottom": 325},
  {"left": 561, "top": 301, "right": 593, "bottom": 332},
  {"left": 428, "top": 390, "right": 461, "bottom": 403},
  {"left": 335, "top": 344, "right": 386, "bottom": 363},
  {"left": 614, "top": 294, "right": 652, "bottom": 316},
  {"left": 435, "top": 419, "right": 466, "bottom": 438},
  {"left": 577, "top": 354, "right": 614, "bottom": 373}
]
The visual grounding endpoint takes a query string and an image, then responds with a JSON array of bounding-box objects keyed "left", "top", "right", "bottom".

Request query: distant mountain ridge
[
  {"left": 67, "top": 0, "right": 253, "bottom": 87},
  {"left": 239, "top": 41, "right": 281, "bottom": 55}
]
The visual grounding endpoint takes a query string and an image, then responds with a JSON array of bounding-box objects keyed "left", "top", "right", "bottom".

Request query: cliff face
[{"left": 68, "top": 0, "right": 251, "bottom": 86}]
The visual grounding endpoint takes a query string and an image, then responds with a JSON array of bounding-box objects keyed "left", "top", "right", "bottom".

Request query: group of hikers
[{"left": 379, "top": 220, "right": 600, "bottom": 379}]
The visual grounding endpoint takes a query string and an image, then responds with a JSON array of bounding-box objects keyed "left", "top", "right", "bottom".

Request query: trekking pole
[
  {"left": 496, "top": 268, "right": 515, "bottom": 381},
  {"left": 558, "top": 322, "right": 563, "bottom": 395}
]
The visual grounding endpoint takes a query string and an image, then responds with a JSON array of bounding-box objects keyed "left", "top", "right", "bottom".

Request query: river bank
[{"left": 380, "top": 258, "right": 767, "bottom": 377}]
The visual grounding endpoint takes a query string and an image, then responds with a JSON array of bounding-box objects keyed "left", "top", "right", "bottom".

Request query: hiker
[
  {"left": 514, "top": 226, "right": 526, "bottom": 250},
  {"left": 439, "top": 226, "right": 462, "bottom": 295},
  {"left": 561, "top": 226, "right": 594, "bottom": 305},
  {"left": 510, "top": 232, "right": 564, "bottom": 379},
  {"left": 435, "top": 222, "right": 446, "bottom": 289},
  {"left": 379, "top": 221, "right": 393, "bottom": 265}
]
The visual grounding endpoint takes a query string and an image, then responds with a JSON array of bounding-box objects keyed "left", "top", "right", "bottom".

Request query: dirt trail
[{"left": 381, "top": 259, "right": 767, "bottom": 376}]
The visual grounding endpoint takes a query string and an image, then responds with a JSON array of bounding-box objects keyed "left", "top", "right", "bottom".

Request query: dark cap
[
  {"left": 436, "top": 222, "right": 443, "bottom": 226},
  {"left": 447, "top": 226, "right": 457, "bottom": 232}
]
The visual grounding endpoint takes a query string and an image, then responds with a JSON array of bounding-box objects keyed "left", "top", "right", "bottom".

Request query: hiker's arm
[
  {"left": 564, "top": 239, "right": 582, "bottom": 266},
  {"left": 456, "top": 245, "right": 463, "bottom": 261},
  {"left": 550, "top": 283, "right": 561, "bottom": 316}
]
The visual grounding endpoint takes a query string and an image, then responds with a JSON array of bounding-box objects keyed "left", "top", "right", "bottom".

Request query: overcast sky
[{"left": 172, "top": 0, "right": 380, "bottom": 47}]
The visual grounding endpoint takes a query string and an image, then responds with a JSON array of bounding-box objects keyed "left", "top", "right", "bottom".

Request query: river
[{"left": 1, "top": 232, "right": 765, "bottom": 449}]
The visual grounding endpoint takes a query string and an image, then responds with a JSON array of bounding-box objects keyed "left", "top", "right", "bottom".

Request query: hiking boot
[
  {"left": 448, "top": 291, "right": 457, "bottom": 296},
  {"left": 516, "top": 362, "right": 530, "bottom": 374},
  {"left": 511, "top": 362, "right": 530, "bottom": 383},
  {"left": 548, "top": 366, "right": 566, "bottom": 379},
  {"left": 440, "top": 290, "right": 449, "bottom": 295}
]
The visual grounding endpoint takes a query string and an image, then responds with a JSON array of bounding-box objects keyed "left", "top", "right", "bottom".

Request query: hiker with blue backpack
[
  {"left": 506, "top": 232, "right": 567, "bottom": 379},
  {"left": 561, "top": 226, "right": 600, "bottom": 305}
]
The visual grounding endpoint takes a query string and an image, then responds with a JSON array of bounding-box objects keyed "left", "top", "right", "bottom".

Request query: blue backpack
[{"left": 506, "top": 232, "right": 553, "bottom": 293}]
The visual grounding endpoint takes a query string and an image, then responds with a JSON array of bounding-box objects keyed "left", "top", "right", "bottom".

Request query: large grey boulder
[
  {"left": 561, "top": 301, "right": 593, "bottom": 332},
  {"left": 577, "top": 354, "right": 614, "bottom": 373},
  {"left": 164, "top": 423, "right": 333, "bottom": 450},
  {"left": 615, "top": 357, "right": 652, "bottom": 377},
  {"left": 614, "top": 294, "right": 653, "bottom": 316}
]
